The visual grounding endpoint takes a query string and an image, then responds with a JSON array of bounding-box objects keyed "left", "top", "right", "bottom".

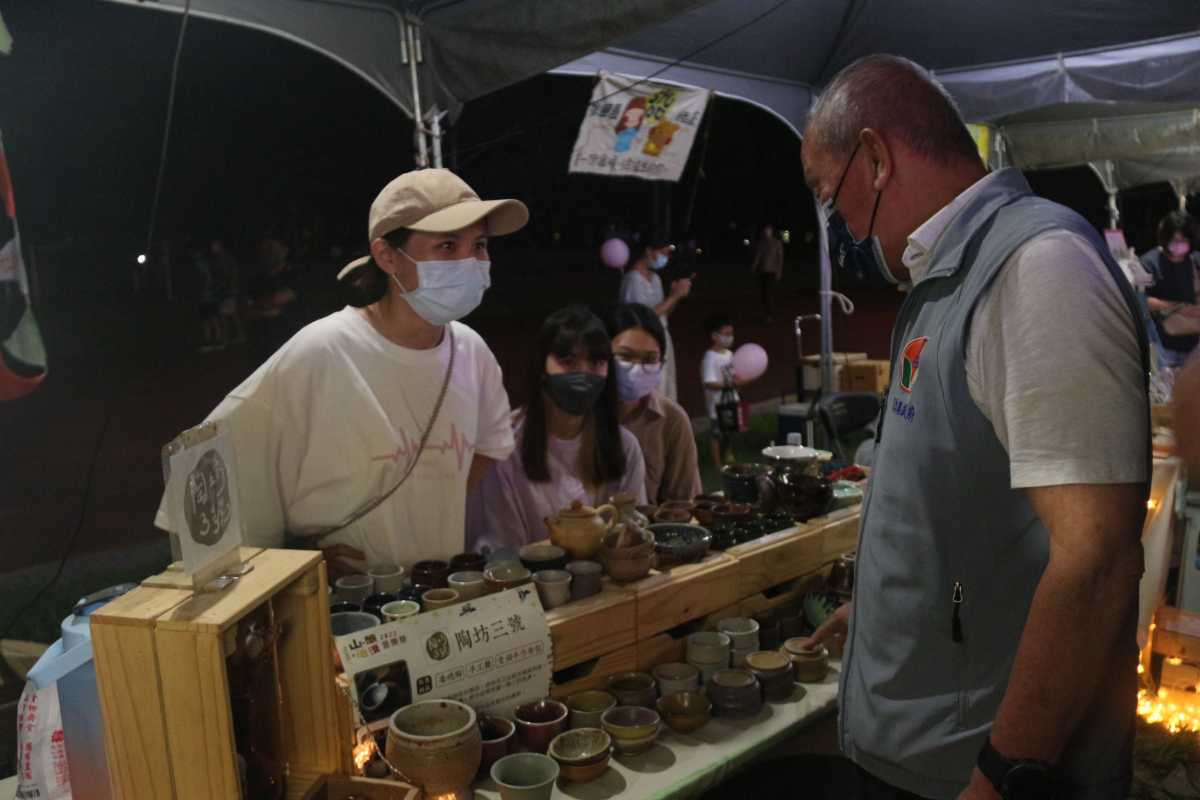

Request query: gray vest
[{"left": 840, "top": 169, "right": 1148, "bottom": 799}]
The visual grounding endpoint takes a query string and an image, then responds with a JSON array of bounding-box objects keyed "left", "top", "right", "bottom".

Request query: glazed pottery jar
[{"left": 385, "top": 699, "right": 481, "bottom": 799}]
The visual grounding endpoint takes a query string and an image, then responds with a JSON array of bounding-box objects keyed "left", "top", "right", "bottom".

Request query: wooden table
[{"left": 475, "top": 668, "right": 840, "bottom": 800}]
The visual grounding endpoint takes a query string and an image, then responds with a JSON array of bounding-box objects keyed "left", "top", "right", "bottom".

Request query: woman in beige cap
[{"left": 156, "top": 169, "right": 528, "bottom": 575}]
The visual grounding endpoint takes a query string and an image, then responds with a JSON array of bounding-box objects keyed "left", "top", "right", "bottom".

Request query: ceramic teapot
[{"left": 545, "top": 500, "right": 620, "bottom": 560}]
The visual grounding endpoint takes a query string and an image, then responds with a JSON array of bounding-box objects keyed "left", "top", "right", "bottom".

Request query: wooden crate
[
  {"left": 702, "top": 566, "right": 832, "bottom": 627},
  {"left": 92, "top": 548, "right": 348, "bottom": 800},
  {"left": 545, "top": 579, "right": 637, "bottom": 670},
  {"left": 623, "top": 552, "right": 742, "bottom": 641},
  {"left": 549, "top": 643, "right": 639, "bottom": 699},
  {"left": 726, "top": 509, "right": 859, "bottom": 597},
  {"left": 297, "top": 774, "right": 418, "bottom": 800},
  {"left": 635, "top": 631, "right": 688, "bottom": 672}
]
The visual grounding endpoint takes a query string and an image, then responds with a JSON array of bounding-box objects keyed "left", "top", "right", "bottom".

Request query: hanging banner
[
  {"left": 0, "top": 130, "right": 47, "bottom": 401},
  {"left": 569, "top": 72, "right": 710, "bottom": 182}
]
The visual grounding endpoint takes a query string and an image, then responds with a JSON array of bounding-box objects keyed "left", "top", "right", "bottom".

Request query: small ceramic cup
[
  {"left": 410, "top": 559, "right": 450, "bottom": 589},
  {"left": 421, "top": 587, "right": 461, "bottom": 612},
  {"left": 566, "top": 690, "right": 618, "bottom": 730},
  {"left": 652, "top": 662, "right": 700, "bottom": 696},
  {"left": 566, "top": 560, "right": 604, "bottom": 600},
  {"left": 479, "top": 715, "right": 516, "bottom": 777},
  {"left": 491, "top": 752, "right": 560, "bottom": 800},
  {"left": 367, "top": 564, "right": 406, "bottom": 594},
  {"left": 381, "top": 600, "right": 420, "bottom": 623},
  {"left": 333, "top": 574, "right": 373, "bottom": 606},
  {"left": 691, "top": 661, "right": 722, "bottom": 686},
  {"left": 329, "top": 611, "right": 379, "bottom": 637},
  {"left": 686, "top": 631, "right": 732, "bottom": 665},
  {"left": 532, "top": 569, "right": 572, "bottom": 610},
  {"left": 717, "top": 617, "right": 761, "bottom": 650},
  {"left": 449, "top": 552, "right": 487, "bottom": 573},
  {"left": 519, "top": 543, "right": 568, "bottom": 573},
  {"left": 605, "top": 672, "right": 658, "bottom": 709},
  {"left": 484, "top": 563, "right": 532, "bottom": 593},
  {"left": 514, "top": 699, "right": 569, "bottom": 754},
  {"left": 448, "top": 570, "right": 486, "bottom": 601}
]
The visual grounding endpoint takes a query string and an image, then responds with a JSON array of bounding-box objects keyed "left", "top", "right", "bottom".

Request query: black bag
[{"left": 715, "top": 387, "right": 748, "bottom": 434}]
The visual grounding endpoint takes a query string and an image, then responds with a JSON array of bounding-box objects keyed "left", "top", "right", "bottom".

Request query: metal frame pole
[
  {"left": 404, "top": 21, "right": 428, "bottom": 168},
  {"left": 814, "top": 192, "right": 834, "bottom": 392}
]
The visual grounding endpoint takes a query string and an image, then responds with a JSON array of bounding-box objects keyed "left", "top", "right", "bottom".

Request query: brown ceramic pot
[{"left": 385, "top": 699, "right": 481, "bottom": 798}]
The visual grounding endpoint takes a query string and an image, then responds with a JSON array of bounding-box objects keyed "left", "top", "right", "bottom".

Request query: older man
[{"left": 802, "top": 56, "right": 1149, "bottom": 799}]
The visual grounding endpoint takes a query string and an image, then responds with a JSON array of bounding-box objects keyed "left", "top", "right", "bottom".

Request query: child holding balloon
[{"left": 700, "top": 316, "right": 768, "bottom": 470}]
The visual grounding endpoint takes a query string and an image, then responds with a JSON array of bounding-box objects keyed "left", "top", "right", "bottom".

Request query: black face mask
[
  {"left": 823, "top": 141, "right": 897, "bottom": 289},
  {"left": 544, "top": 372, "right": 607, "bottom": 416}
]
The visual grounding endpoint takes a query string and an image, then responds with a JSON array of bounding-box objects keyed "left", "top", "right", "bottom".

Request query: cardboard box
[
  {"left": 801, "top": 352, "right": 867, "bottom": 394},
  {"left": 841, "top": 359, "right": 891, "bottom": 394}
]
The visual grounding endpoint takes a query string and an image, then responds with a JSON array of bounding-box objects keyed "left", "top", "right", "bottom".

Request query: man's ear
[
  {"left": 369, "top": 238, "right": 394, "bottom": 273},
  {"left": 859, "top": 128, "right": 892, "bottom": 191}
]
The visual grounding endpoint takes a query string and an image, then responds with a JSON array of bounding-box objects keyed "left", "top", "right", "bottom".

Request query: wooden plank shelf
[{"left": 545, "top": 579, "right": 637, "bottom": 670}]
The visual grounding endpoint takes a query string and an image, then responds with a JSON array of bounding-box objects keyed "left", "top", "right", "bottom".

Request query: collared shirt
[
  {"left": 620, "top": 390, "right": 703, "bottom": 504},
  {"left": 899, "top": 170, "right": 1146, "bottom": 488}
]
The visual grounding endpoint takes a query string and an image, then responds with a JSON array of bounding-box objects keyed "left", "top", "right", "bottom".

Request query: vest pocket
[{"left": 952, "top": 580, "right": 968, "bottom": 729}]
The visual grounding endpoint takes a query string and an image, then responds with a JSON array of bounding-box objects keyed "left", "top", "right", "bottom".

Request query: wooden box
[
  {"left": 726, "top": 510, "right": 858, "bottom": 597},
  {"left": 624, "top": 552, "right": 742, "bottom": 641},
  {"left": 545, "top": 579, "right": 636, "bottom": 670},
  {"left": 92, "top": 548, "right": 348, "bottom": 800},
  {"left": 840, "top": 359, "right": 891, "bottom": 394},
  {"left": 550, "top": 643, "right": 639, "bottom": 699}
]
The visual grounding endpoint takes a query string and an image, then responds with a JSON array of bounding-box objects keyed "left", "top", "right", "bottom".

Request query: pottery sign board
[
  {"left": 336, "top": 587, "right": 553, "bottom": 721},
  {"left": 162, "top": 421, "right": 244, "bottom": 587}
]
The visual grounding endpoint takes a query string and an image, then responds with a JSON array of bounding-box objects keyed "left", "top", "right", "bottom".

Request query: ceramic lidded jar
[
  {"left": 386, "top": 699, "right": 481, "bottom": 799},
  {"left": 545, "top": 500, "right": 620, "bottom": 560}
]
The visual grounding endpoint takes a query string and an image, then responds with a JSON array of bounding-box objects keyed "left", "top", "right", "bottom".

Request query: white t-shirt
[
  {"left": 619, "top": 270, "right": 665, "bottom": 313},
  {"left": 701, "top": 348, "right": 737, "bottom": 419},
  {"left": 903, "top": 171, "right": 1147, "bottom": 488},
  {"left": 155, "top": 308, "right": 515, "bottom": 567},
  {"left": 465, "top": 414, "right": 647, "bottom": 555}
]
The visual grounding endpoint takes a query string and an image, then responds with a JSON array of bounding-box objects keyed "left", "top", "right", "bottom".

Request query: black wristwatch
[{"left": 977, "top": 738, "right": 1056, "bottom": 800}]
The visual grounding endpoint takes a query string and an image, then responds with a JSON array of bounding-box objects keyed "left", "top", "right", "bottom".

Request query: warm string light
[
  {"left": 353, "top": 738, "right": 378, "bottom": 773},
  {"left": 1138, "top": 688, "right": 1200, "bottom": 734}
]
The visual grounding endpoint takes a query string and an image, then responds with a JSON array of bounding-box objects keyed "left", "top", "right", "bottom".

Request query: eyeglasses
[{"left": 615, "top": 354, "right": 664, "bottom": 374}]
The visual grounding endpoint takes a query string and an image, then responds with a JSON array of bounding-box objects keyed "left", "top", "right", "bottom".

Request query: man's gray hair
[{"left": 805, "top": 54, "right": 979, "bottom": 165}]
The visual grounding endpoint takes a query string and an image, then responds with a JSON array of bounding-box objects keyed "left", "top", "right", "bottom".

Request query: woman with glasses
[
  {"left": 466, "top": 306, "right": 646, "bottom": 554},
  {"left": 607, "top": 303, "right": 702, "bottom": 504}
]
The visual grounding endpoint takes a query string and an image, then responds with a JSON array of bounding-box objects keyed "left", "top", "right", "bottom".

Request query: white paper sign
[
  {"left": 569, "top": 72, "right": 710, "bottom": 183},
  {"left": 336, "top": 588, "right": 553, "bottom": 723},
  {"left": 164, "top": 422, "right": 243, "bottom": 579}
]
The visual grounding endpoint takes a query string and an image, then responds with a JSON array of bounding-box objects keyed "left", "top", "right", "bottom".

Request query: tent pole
[
  {"left": 814, "top": 192, "right": 834, "bottom": 392},
  {"left": 405, "top": 21, "right": 428, "bottom": 168},
  {"left": 430, "top": 105, "right": 444, "bottom": 168}
]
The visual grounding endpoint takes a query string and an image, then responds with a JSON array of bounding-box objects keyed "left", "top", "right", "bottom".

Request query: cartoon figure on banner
[
  {"left": 183, "top": 448, "right": 232, "bottom": 545},
  {"left": 643, "top": 120, "right": 681, "bottom": 157},
  {"left": 645, "top": 88, "right": 678, "bottom": 122},
  {"left": 614, "top": 98, "right": 647, "bottom": 153}
]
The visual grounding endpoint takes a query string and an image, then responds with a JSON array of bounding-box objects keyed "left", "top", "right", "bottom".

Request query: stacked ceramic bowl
[
  {"left": 705, "top": 668, "right": 764, "bottom": 718},
  {"left": 745, "top": 650, "right": 795, "bottom": 702},
  {"left": 605, "top": 672, "right": 658, "bottom": 709},
  {"left": 651, "top": 662, "right": 700, "bottom": 697},
  {"left": 601, "top": 706, "right": 661, "bottom": 756},
  {"left": 718, "top": 617, "right": 761, "bottom": 667},
  {"left": 548, "top": 728, "right": 612, "bottom": 783},
  {"left": 686, "top": 631, "right": 731, "bottom": 685}
]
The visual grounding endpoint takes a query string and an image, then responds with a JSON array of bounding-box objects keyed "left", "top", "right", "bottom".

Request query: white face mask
[
  {"left": 716, "top": 333, "right": 734, "bottom": 349},
  {"left": 393, "top": 251, "right": 491, "bottom": 326}
]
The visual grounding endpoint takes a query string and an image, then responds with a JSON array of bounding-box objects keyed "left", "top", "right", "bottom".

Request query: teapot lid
[{"left": 558, "top": 500, "right": 598, "bottom": 518}]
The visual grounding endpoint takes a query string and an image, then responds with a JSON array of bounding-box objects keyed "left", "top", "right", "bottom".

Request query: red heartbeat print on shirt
[{"left": 370, "top": 423, "right": 476, "bottom": 472}]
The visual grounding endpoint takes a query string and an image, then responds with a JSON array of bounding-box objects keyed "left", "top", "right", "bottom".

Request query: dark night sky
[{"left": 0, "top": 0, "right": 1186, "bottom": 266}]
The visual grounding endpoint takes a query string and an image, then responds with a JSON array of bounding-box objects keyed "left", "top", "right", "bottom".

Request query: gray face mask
[{"left": 544, "top": 372, "right": 606, "bottom": 416}]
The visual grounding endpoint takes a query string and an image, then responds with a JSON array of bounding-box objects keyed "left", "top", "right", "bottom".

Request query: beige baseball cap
[{"left": 337, "top": 168, "right": 529, "bottom": 280}]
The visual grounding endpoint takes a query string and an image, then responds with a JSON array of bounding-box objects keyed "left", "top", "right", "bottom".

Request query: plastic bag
[{"left": 15, "top": 679, "right": 71, "bottom": 800}]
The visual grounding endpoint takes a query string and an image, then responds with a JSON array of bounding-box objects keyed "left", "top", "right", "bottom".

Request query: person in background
[
  {"left": 799, "top": 54, "right": 1147, "bottom": 799},
  {"left": 701, "top": 315, "right": 742, "bottom": 470},
  {"left": 751, "top": 223, "right": 784, "bottom": 323},
  {"left": 211, "top": 240, "right": 246, "bottom": 346},
  {"left": 618, "top": 237, "right": 691, "bottom": 402},
  {"left": 467, "top": 305, "right": 646, "bottom": 554},
  {"left": 156, "top": 169, "right": 527, "bottom": 574},
  {"left": 607, "top": 303, "right": 702, "bottom": 504},
  {"left": 193, "top": 243, "right": 224, "bottom": 353},
  {"left": 1142, "top": 210, "right": 1200, "bottom": 367}
]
